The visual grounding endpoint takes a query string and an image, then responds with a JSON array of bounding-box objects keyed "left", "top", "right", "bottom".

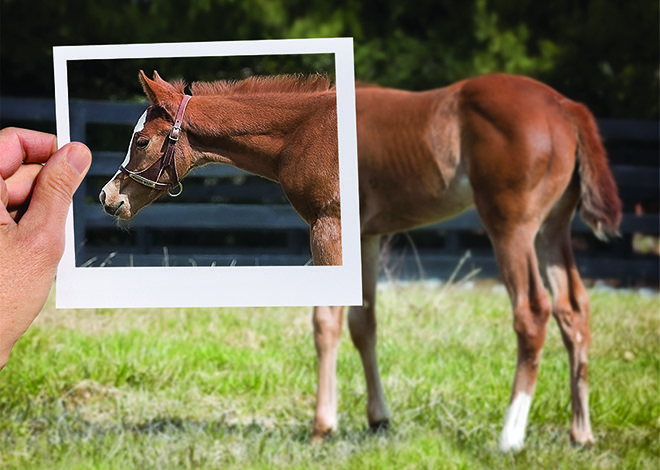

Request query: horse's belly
[{"left": 360, "top": 172, "right": 474, "bottom": 236}]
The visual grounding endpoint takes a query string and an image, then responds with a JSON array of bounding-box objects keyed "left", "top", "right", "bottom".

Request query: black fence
[{"left": 1, "top": 97, "right": 658, "bottom": 285}]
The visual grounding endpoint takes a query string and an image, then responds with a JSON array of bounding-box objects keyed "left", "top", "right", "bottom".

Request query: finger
[
  {"left": 4, "top": 163, "right": 42, "bottom": 209},
  {"left": 19, "top": 143, "right": 91, "bottom": 243},
  {"left": 0, "top": 127, "right": 58, "bottom": 177},
  {"left": 0, "top": 177, "right": 11, "bottom": 225}
]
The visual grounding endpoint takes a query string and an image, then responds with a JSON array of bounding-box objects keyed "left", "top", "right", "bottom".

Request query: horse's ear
[
  {"left": 153, "top": 70, "right": 169, "bottom": 86},
  {"left": 139, "top": 70, "right": 159, "bottom": 104},
  {"left": 138, "top": 70, "right": 179, "bottom": 118}
]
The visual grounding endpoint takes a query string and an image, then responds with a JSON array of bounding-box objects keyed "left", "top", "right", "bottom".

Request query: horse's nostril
[{"left": 99, "top": 190, "right": 106, "bottom": 205}]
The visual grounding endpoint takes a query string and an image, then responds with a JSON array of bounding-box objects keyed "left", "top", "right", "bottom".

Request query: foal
[{"left": 100, "top": 72, "right": 621, "bottom": 451}]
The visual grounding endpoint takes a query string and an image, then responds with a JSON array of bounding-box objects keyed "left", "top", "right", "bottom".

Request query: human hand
[{"left": 0, "top": 127, "right": 91, "bottom": 370}]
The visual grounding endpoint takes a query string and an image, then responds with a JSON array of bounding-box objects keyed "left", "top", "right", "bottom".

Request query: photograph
[
  {"left": 53, "top": 39, "right": 362, "bottom": 308},
  {"left": 66, "top": 53, "right": 338, "bottom": 269}
]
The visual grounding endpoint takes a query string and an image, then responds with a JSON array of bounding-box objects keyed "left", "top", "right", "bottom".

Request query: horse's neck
[{"left": 186, "top": 94, "right": 325, "bottom": 182}]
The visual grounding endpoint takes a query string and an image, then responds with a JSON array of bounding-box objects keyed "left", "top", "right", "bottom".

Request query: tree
[{"left": 1, "top": 0, "right": 657, "bottom": 118}]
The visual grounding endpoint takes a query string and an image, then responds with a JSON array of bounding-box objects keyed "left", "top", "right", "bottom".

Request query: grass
[{"left": 0, "top": 281, "right": 657, "bottom": 469}]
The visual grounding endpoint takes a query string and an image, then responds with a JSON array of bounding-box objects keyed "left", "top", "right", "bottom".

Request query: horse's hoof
[
  {"left": 310, "top": 429, "right": 333, "bottom": 445},
  {"left": 369, "top": 419, "right": 390, "bottom": 434},
  {"left": 570, "top": 432, "right": 595, "bottom": 449}
]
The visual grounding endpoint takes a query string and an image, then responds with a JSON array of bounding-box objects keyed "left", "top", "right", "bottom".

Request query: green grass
[{"left": 0, "top": 282, "right": 657, "bottom": 469}]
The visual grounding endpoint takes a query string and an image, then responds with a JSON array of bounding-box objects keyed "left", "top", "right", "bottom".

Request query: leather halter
[{"left": 120, "top": 94, "right": 192, "bottom": 197}]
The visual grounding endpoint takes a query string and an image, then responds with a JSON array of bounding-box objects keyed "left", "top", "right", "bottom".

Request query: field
[{"left": 0, "top": 281, "right": 657, "bottom": 469}]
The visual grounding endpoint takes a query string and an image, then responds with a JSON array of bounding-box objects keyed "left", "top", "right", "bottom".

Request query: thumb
[{"left": 20, "top": 142, "right": 91, "bottom": 236}]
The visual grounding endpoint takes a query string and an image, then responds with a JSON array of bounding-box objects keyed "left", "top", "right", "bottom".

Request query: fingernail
[{"left": 65, "top": 144, "right": 91, "bottom": 175}]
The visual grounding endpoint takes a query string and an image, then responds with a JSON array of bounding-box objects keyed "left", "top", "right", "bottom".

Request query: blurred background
[
  {"left": 1, "top": 0, "right": 658, "bottom": 284},
  {"left": 1, "top": 0, "right": 658, "bottom": 118}
]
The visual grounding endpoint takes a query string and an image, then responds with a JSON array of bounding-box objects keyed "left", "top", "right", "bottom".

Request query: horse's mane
[{"left": 188, "top": 74, "right": 332, "bottom": 96}]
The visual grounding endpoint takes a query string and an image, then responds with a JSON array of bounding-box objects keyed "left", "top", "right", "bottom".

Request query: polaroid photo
[{"left": 54, "top": 38, "right": 361, "bottom": 308}]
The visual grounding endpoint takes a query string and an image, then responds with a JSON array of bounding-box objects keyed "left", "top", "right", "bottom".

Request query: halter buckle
[{"left": 169, "top": 126, "right": 181, "bottom": 141}]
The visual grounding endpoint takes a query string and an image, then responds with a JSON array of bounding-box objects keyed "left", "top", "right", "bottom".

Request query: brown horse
[{"left": 100, "top": 71, "right": 621, "bottom": 451}]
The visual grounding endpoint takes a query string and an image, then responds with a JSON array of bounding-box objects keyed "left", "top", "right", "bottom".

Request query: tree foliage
[{"left": 1, "top": 0, "right": 657, "bottom": 118}]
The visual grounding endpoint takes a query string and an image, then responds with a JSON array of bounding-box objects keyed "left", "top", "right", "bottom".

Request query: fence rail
[{"left": 2, "top": 97, "right": 658, "bottom": 284}]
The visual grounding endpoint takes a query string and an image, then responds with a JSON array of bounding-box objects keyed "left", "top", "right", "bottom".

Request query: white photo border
[{"left": 54, "top": 38, "right": 361, "bottom": 308}]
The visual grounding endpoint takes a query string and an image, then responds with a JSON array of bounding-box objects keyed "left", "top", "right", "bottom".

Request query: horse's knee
[{"left": 313, "top": 306, "right": 343, "bottom": 351}]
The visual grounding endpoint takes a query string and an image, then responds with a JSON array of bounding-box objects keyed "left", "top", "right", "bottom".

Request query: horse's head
[{"left": 100, "top": 71, "right": 195, "bottom": 220}]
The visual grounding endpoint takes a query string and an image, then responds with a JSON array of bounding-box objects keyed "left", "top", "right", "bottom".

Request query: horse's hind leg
[
  {"left": 536, "top": 190, "right": 595, "bottom": 447},
  {"left": 483, "top": 220, "right": 552, "bottom": 452},
  {"left": 348, "top": 235, "right": 390, "bottom": 431}
]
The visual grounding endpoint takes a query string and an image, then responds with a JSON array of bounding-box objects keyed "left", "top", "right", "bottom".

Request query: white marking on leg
[
  {"left": 576, "top": 332, "right": 583, "bottom": 344},
  {"left": 499, "top": 392, "right": 532, "bottom": 452}
]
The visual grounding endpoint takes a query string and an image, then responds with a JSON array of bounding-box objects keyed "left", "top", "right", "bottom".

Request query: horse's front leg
[
  {"left": 312, "top": 305, "right": 344, "bottom": 442},
  {"left": 309, "top": 214, "right": 342, "bottom": 266},
  {"left": 310, "top": 215, "right": 344, "bottom": 442}
]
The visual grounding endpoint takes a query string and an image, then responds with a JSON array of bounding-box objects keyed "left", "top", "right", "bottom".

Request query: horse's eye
[{"left": 136, "top": 138, "right": 149, "bottom": 149}]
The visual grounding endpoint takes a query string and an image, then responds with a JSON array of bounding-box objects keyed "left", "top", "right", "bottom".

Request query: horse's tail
[{"left": 562, "top": 100, "right": 622, "bottom": 240}]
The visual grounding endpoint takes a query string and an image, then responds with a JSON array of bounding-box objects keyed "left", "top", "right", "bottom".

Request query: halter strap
[
  {"left": 120, "top": 94, "right": 191, "bottom": 196},
  {"left": 162, "top": 94, "right": 191, "bottom": 180}
]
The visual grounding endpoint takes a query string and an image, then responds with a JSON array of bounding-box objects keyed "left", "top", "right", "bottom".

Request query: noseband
[{"left": 120, "top": 94, "right": 192, "bottom": 197}]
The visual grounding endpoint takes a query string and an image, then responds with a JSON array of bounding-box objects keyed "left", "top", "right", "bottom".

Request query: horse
[{"left": 100, "top": 71, "right": 621, "bottom": 451}]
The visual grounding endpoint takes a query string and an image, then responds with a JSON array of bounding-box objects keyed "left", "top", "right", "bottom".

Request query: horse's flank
[{"left": 355, "top": 83, "right": 471, "bottom": 235}]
